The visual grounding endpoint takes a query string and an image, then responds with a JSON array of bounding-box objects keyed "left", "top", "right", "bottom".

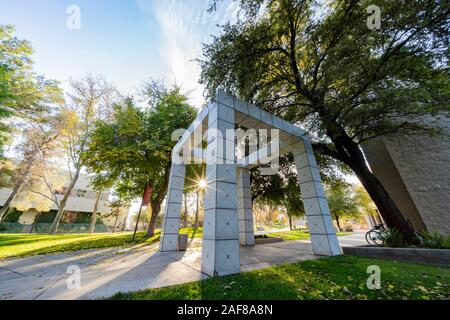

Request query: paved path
[{"left": 0, "top": 232, "right": 366, "bottom": 300}]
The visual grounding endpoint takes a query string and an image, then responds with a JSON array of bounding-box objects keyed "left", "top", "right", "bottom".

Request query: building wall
[
  {"left": 364, "top": 116, "right": 450, "bottom": 235},
  {"left": 0, "top": 173, "right": 110, "bottom": 214}
]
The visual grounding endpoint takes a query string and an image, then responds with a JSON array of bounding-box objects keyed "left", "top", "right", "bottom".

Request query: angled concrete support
[
  {"left": 159, "top": 163, "right": 186, "bottom": 252},
  {"left": 201, "top": 96, "right": 240, "bottom": 277},
  {"left": 237, "top": 167, "right": 255, "bottom": 246},
  {"left": 292, "top": 139, "right": 342, "bottom": 256}
]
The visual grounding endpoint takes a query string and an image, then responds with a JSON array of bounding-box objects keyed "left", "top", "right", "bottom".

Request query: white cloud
[{"left": 137, "top": 0, "right": 239, "bottom": 108}]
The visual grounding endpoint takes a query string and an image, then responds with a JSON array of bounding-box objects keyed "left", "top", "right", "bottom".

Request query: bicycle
[{"left": 365, "top": 223, "right": 386, "bottom": 245}]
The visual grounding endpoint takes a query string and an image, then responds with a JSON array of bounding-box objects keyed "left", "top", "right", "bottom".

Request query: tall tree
[
  {"left": 84, "top": 85, "right": 197, "bottom": 237},
  {"left": 88, "top": 191, "right": 101, "bottom": 234},
  {"left": 252, "top": 153, "right": 346, "bottom": 230},
  {"left": 0, "top": 25, "right": 62, "bottom": 157},
  {"left": 48, "top": 75, "right": 117, "bottom": 234},
  {"left": 0, "top": 125, "right": 61, "bottom": 221},
  {"left": 326, "top": 182, "right": 360, "bottom": 231},
  {"left": 200, "top": 0, "right": 449, "bottom": 242},
  {"left": 283, "top": 176, "right": 305, "bottom": 230}
]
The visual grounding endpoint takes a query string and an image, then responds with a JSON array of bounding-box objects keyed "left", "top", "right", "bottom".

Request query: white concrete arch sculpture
[{"left": 159, "top": 89, "right": 342, "bottom": 277}]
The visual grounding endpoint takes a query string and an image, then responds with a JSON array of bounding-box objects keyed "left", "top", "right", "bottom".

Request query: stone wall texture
[{"left": 364, "top": 115, "right": 450, "bottom": 235}]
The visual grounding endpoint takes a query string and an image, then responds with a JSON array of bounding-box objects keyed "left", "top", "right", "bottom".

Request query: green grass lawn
[
  {"left": 0, "top": 227, "right": 203, "bottom": 260},
  {"left": 179, "top": 227, "right": 203, "bottom": 238},
  {"left": 109, "top": 255, "right": 450, "bottom": 300},
  {"left": 266, "top": 229, "right": 351, "bottom": 240},
  {"left": 0, "top": 227, "right": 351, "bottom": 260}
]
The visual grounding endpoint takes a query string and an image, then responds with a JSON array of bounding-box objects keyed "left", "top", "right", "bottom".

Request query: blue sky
[{"left": 0, "top": 0, "right": 239, "bottom": 107}]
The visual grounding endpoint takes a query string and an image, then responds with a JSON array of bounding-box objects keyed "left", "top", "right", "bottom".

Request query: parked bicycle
[{"left": 365, "top": 223, "right": 386, "bottom": 245}]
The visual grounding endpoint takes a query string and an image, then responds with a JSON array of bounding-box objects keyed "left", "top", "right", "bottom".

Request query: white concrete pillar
[
  {"left": 159, "top": 163, "right": 186, "bottom": 252},
  {"left": 237, "top": 167, "right": 255, "bottom": 246},
  {"left": 292, "top": 138, "right": 342, "bottom": 256},
  {"left": 201, "top": 91, "right": 240, "bottom": 277}
]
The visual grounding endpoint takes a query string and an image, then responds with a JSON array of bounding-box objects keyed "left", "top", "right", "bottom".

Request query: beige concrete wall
[{"left": 364, "top": 116, "right": 450, "bottom": 235}]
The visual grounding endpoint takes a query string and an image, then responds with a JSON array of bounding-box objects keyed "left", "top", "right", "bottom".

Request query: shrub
[
  {"left": 2, "top": 208, "right": 23, "bottom": 222},
  {"left": 35, "top": 211, "right": 57, "bottom": 223},
  {"left": 419, "top": 230, "right": 450, "bottom": 249},
  {"left": 379, "top": 228, "right": 406, "bottom": 248},
  {"left": 343, "top": 224, "right": 354, "bottom": 232}
]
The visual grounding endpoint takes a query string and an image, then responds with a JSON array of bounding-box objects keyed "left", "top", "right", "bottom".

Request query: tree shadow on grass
[{"left": 111, "top": 255, "right": 450, "bottom": 300}]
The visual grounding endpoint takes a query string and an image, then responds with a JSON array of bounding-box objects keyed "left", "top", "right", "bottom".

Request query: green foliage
[
  {"left": 0, "top": 25, "right": 63, "bottom": 156},
  {"left": 200, "top": 0, "right": 449, "bottom": 142},
  {"left": 326, "top": 182, "right": 360, "bottom": 231},
  {"left": 380, "top": 228, "right": 406, "bottom": 248},
  {"left": 85, "top": 86, "right": 197, "bottom": 204},
  {"left": 2, "top": 208, "right": 22, "bottom": 223},
  {"left": 251, "top": 155, "right": 305, "bottom": 220},
  {"left": 354, "top": 185, "right": 378, "bottom": 217},
  {"left": 35, "top": 211, "right": 57, "bottom": 223},
  {"left": 199, "top": 0, "right": 449, "bottom": 237},
  {"left": 419, "top": 230, "right": 450, "bottom": 249},
  {"left": 109, "top": 255, "right": 450, "bottom": 300}
]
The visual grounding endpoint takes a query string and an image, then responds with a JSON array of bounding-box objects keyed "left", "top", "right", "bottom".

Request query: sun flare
[{"left": 198, "top": 179, "right": 207, "bottom": 188}]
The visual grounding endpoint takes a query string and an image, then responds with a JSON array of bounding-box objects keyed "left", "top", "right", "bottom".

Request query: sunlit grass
[
  {"left": 266, "top": 229, "right": 351, "bottom": 240},
  {"left": 110, "top": 255, "right": 450, "bottom": 300},
  {"left": 0, "top": 227, "right": 203, "bottom": 260},
  {"left": 0, "top": 227, "right": 350, "bottom": 260}
]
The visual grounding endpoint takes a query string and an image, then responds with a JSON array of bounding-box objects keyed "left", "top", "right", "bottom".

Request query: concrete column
[
  {"left": 237, "top": 167, "right": 255, "bottom": 246},
  {"left": 292, "top": 138, "right": 342, "bottom": 256},
  {"left": 159, "top": 163, "right": 186, "bottom": 252},
  {"left": 201, "top": 91, "right": 240, "bottom": 277}
]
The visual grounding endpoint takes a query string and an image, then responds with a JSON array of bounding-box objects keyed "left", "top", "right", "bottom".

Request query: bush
[
  {"left": 35, "top": 211, "right": 57, "bottom": 223},
  {"left": 419, "top": 230, "right": 450, "bottom": 249},
  {"left": 0, "top": 222, "right": 25, "bottom": 233},
  {"left": 379, "top": 228, "right": 406, "bottom": 248},
  {"left": 343, "top": 224, "right": 354, "bottom": 232},
  {"left": 2, "top": 208, "right": 23, "bottom": 222}
]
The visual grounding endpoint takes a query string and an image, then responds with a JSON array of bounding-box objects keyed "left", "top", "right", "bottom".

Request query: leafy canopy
[
  {"left": 0, "top": 24, "right": 63, "bottom": 156},
  {"left": 84, "top": 86, "right": 197, "bottom": 203},
  {"left": 200, "top": 0, "right": 449, "bottom": 154}
]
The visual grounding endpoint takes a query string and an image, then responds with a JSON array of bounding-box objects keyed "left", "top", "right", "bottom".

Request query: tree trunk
[
  {"left": 49, "top": 167, "right": 81, "bottom": 234},
  {"left": 112, "top": 206, "right": 120, "bottom": 233},
  {"left": 0, "top": 179, "right": 24, "bottom": 222},
  {"left": 29, "top": 211, "right": 41, "bottom": 234},
  {"left": 335, "top": 215, "right": 342, "bottom": 232},
  {"left": 195, "top": 190, "right": 199, "bottom": 227},
  {"left": 353, "top": 165, "right": 416, "bottom": 240},
  {"left": 0, "top": 154, "right": 37, "bottom": 221},
  {"left": 146, "top": 200, "right": 161, "bottom": 237},
  {"left": 146, "top": 160, "right": 172, "bottom": 237},
  {"left": 88, "top": 192, "right": 101, "bottom": 234},
  {"left": 183, "top": 193, "right": 188, "bottom": 227},
  {"left": 288, "top": 215, "right": 293, "bottom": 231}
]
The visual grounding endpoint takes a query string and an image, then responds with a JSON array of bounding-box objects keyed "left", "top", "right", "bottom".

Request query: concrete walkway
[{"left": 0, "top": 232, "right": 366, "bottom": 300}]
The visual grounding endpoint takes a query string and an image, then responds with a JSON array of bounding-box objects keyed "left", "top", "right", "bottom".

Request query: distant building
[{"left": 0, "top": 173, "right": 110, "bottom": 228}]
